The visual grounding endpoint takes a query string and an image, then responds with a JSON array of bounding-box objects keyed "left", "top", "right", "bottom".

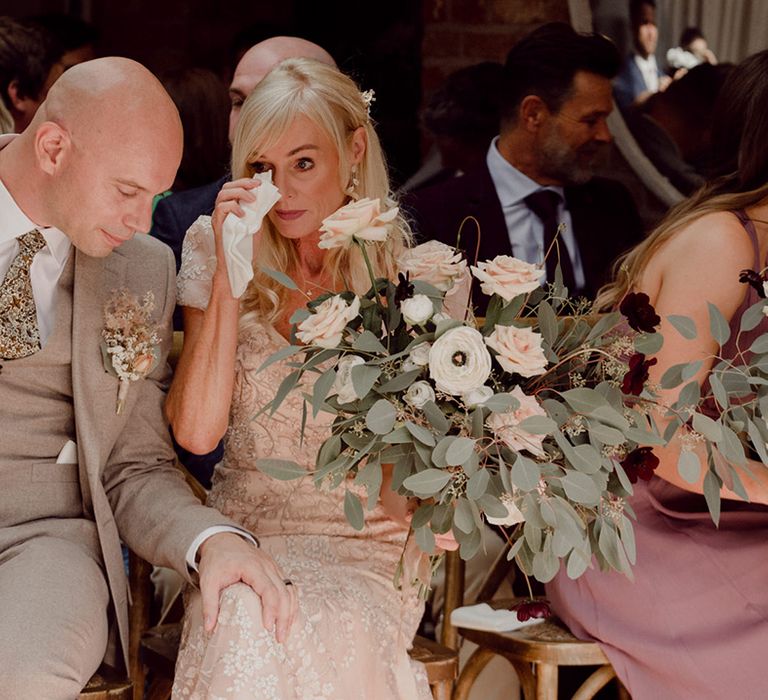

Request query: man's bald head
[
  {"left": 228, "top": 36, "right": 335, "bottom": 139},
  {"left": 3, "top": 57, "right": 183, "bottom": 257}
]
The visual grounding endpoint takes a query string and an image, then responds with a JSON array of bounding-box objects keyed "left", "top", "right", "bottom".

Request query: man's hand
[{"left": 197, "top": 532, "right": 298, "bottom": 642}]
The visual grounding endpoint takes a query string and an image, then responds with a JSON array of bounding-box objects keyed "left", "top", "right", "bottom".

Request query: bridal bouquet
[{"left": 253, "top": 198, "right": 694, "bottom": 586}]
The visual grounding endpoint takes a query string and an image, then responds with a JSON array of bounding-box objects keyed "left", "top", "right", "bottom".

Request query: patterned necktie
[
  {"left": 524, "top": 189, "right": 577, "bottom": 292},
  {"left": 0, "top": 229, "right": 47, "bottom": 359}
]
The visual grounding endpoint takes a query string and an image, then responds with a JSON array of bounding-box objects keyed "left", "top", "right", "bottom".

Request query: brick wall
[{"left": 421, "top": 0, "right": 571, "bottom": 100}]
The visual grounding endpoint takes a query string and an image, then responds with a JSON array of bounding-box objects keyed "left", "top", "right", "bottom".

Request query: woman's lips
[{"left": 275, "top": 209, "right": 305, "bottom": 221}]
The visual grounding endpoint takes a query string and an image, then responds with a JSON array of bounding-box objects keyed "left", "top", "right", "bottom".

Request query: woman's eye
[
  {"left": 296, "top": 158, "right": 314, "bottom": 171},
  {"left": 250, "top": 162, "right": 271, "bottom": 174}
]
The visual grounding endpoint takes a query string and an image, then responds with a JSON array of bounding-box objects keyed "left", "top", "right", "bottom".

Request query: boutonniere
[{"left": 100, "top": 288, "right": 161, "bottom": 414}]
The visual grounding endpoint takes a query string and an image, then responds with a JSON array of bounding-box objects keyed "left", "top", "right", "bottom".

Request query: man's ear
[
  {"left": 34, "top": 121, "right": 70, "bottom": 175},
  {"left": 349, "top": 125, "right": 367, "bottom": 165},
  {"left": 519, "top": 95, "right": 550, "bottom": 133}
]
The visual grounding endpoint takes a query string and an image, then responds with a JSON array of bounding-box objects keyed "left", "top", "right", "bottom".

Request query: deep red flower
[
  {"left": 511, "top": 598, "right": 552, "bottom": 622},
  {"left": 619, "top": 292, "right": 661, "bottom": 333},
  {"left": 739, "top": 269, "right": 767, "bottom": 298},
  {"left": 621, "top": 353, "right": 657, "bottom": 396},
  {"left": 620, "top": 447, "right": 659, "bottom": 483}
]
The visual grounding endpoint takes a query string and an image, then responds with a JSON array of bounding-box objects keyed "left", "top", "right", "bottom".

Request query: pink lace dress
[{"left": 172, "top": 217, "right": 432, "bottom": 700}]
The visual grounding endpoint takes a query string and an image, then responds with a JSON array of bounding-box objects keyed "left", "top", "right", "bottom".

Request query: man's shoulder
[
  {"left": 569, "top": 175, "right": 634, "bottom": 202},
  {"left": 158, "top": 177, "right": 225, "bottom": 216},
  {"left": 116, "top": 235, "right": 174, "bottom": 280},
  {"left": 409, "top": 165, "right": 492, "bottom": 205}
]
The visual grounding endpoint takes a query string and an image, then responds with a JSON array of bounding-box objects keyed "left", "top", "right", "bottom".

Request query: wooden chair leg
[
  {"left": 145, "top": 676, "right": 173, "bottom": 700},
  {"left": 506, "top": 658, "right": 537, "bottom": 700},
  {"left": 534, "top": 662, "right": 558, "bottom": 700},
  {"left": 617, "top": 678, "right": 632, "bottom": 700},
  {"left": 453, "top": 646, "right": 497, "bottom": 700},
  {"left": 431, "top": 679, "right": 453, "bottom": 700},
  {"left": 572, "top": 665, "right": 617, "bottom": 700},
  {"left": 128, "top": 551, "right": 152, "bottom": 700}
]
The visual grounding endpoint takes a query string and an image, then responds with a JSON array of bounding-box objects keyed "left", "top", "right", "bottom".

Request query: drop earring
[{"left": 345, "top": 165, "right": 360, "bottom": 200}]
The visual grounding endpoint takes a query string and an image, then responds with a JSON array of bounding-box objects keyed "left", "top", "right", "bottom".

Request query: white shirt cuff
[{"left": 185, "top": 525, "right": 258, "bottom": 571}]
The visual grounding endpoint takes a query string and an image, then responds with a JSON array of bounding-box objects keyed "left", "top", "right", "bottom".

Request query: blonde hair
[
  {"left": 230, "top": 57, "right": 411, "bottom": 326},
  {"left": 596, "top": 176, "right": 768, "bottom": 310}
]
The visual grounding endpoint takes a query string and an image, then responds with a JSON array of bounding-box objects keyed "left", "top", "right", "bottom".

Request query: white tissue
[
  {"left": 450, "top": 603, "right": 544, "bottom": 633},
  {"left": 222, "top": 171, "right": 282, "bottom": 297}
]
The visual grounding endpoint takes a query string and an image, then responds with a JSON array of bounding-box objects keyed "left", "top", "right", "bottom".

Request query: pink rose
[
  {"left": 398, "top": 240, "right": 467, "bottom": 292},
  {"left": 318, "top": 197, "right": 399, "bottom": 249},
  {"left": 296, "top": 295, "right": 361, "bottom": 348},
  {"left": 485, "top": 325, "right": 547, "bottom": 377},
  {"left": 486, "top": 386, "right": 547, "bottom": 457},
  {"left": 132, "top": 353, "right": 155, "bottom": 375},
  {"left": 471, "top": 255, "right": 542, "bottom": 301}
]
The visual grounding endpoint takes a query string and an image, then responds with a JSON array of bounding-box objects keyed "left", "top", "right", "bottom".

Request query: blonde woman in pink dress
[{"left": 166, "top": 58, "right": 451, "bottom": 699}]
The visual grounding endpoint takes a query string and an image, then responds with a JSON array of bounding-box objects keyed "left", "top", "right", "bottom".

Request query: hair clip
[{"left": 360, "top": 89, "right": 375, "bottom": 118}]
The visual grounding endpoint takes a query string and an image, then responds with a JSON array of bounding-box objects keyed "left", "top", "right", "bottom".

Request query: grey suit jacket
[{"left": 71, "top": 235, "right": 235, "bottom": 668}]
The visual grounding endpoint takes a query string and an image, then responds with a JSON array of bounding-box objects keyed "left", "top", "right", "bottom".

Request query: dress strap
[{"left": 732, "top": 209, "right": 762, "bottom": 271}]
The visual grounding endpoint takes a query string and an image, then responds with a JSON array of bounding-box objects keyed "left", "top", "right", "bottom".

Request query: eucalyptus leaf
[
  {"left": 354, "top": 458, "right": 382, "bottom": 509},
  {"left": 692, "top": 412, "right": 722, "bottom": 442},
  {"left": 454, "top": 497, "right": 475, "bottom": 534},
  {"left": 523, "top": 520, "right": 543, "bottom": 551},
  {"left": 352, "top": 330, "right": 387, "bottom": 353},
  {"left": 255, "top": 345, "right": 304, "bottom": 374},
  {"left": 445, "top": 437, "right": 477, "bottom": 467},
  {"left": 404, "top": 421, "right": 437, "bottom": 447},
  {"left": 365, "top": 399, "right": 396, "bottom": 435},
  {"left": 255, "top": 458, "right": 305, "bottom": 480},
  {"left": 667, "top": 314, "right": 697, "bottom": 339},
  {"left": 351, "top": 364, "right": 381, "bottom": 398},
  {"left": 740, "top": 300, "right": 767, "bottom": 333},
  {"left": 311, "top": 368, "right": 337, "bottom": 417},
  {"left": 422, "top": 400, "right": 450, "bottom": 434},
  {"left": 612, "top": 459, "right": 634, "bottom": 494},
  {"left": 566, "top": 548, "right": 591, "bottom": 579},
  {"left": 634, "top": 331, "right": 663, "bottom": 355},
  {"left": 415, "top": 524, "right": 436, "bottom": 554},
  {"left": 483, "top": 393, "right": 520, "bottom": 413},
  {"left": 749, "top": 335, "right": 768, "bottom": 355},
  {"left": 537, "top": 300, "right": 558, "bottom": 346},
  {"left": 378, "top": 369, "right": 423, "bottom": 393},
  {"left": 402, "top": 468, "right": 452, "bottom": 496},
  {"left": 518, "top": 415, "right": 557, "bottom": 434},
  {"left": 477, "top": 493, "right": 508, "bottom": 518},
  {"left": 382, "top": 426, "right": 412, "bottom": 443},
  {"left": 587, "top": 420, "right": 625, "bottom": 446},
  {"left": 458, "top": 526, "right": 482, "bottom": 560},
  {"left": 618, "top": 515, "right": 636, "bottom": 565},
  {"left": 677, "top": 450, "right": 701, "bottom": 483},
  {"left": 432, "top": 436, "right": 455, "bottom": 469},
  {"left": 747, "top": 419, "right": 768, "bottom": 465},
  {"left": 681, "top": 360, "right": 703, "bottom": 382},
  {"left": 702, "top": 468, "right": 722, "bottom": 526},
  {"left": 411, "top": 502, "right": 435, "bottom": 529},
  {"left": 718, "top": 425, "right": 746, "bottom": 465},
  {"left": 343, "top": 490, "right": 365, "bottom": 531},
  {"left": 708, "top": 302, "right": 730, "bottom": 346},
  {"left": 260, "top": 265, "right": 298, "bottom": 290},
  {"left": 511, "top": 455, "right": 541, "bottom": 491},
  {"left": 561, "top": 472, "right": 601, "bottom": 506},
  {"left": 467, "top": 469, "right": 490, "bottom": 500},
  {"left": 506, "top": 537, "right": 526, "bottom": 561},
  {"left": 532, "top": 546, "right": 560, "bottom": 583}
]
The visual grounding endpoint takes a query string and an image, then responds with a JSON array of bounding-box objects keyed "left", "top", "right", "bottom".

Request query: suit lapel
[
  {"left": 465, "top": 163, "right": 512, "bottom": 264},
  {"left": 564, "top": 185, "right": 599, "bottom": 295}
]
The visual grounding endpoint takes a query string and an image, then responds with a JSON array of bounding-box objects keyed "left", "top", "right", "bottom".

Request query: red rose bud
[
  {"left": 619, "top": 292, "right": 661, "bottom": 333},
  {"left": 512, "top": 599, "right": 552, "bottom": 622},
  {"left": 620, "top": 446, "right": 659, "bottom": 484},
  {"left": 621, "top": 353, "right": 657, "bottom": 396}
]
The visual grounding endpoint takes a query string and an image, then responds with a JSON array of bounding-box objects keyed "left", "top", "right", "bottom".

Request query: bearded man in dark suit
[{"left": 406, "top": 23, "right": 644, "bottom": 313}]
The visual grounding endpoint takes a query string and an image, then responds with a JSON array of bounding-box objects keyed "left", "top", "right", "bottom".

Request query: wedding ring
[{"left": 283, "top": 579, "right": 294, "bottom": 587}]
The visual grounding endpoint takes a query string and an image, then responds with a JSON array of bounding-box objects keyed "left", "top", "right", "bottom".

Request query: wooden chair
[
  {"left": 77, "top": 668, "right": 133, "bottom": 699},
  {"left": 128, "top": 467, "right": 462, "bottom": 700},
  {"left": 451, "top": 544, "right": 629, "bottom": 700}
]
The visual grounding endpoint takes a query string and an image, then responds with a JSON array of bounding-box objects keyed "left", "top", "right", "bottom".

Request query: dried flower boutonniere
[{"left": 101, "top": 289, "right": 161, "bottom": 414}]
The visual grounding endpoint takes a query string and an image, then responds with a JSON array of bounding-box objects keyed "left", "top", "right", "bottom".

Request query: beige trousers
[{"left": 0, "top": 519, "right": 110, "bottom": 700}]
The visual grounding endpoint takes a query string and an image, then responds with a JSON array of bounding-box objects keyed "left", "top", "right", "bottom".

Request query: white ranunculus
[
  {"left": 428, "top": 326, "right": 492, "bottom": 396},
  {"left": 318, "top": 197, "right": 399, "bottom": 249},
  {"left": 471, "top": 255, "right": 542, "bottom": 301},
  {"left": 398, "top": 240, "right": 467, "bottom": 291},
  {"left": 404, "top": 380, "right": 436, "bottom": 408},
  {"left": 333, "top": 354, "right": 365, "bottom": 404},
  {"left": 400, "top": 294, "right": 434, "bottom": 326},
  {"left": 486, "top": 386, "right": 548, "bottom": 457},
  {"left": 486, "top": 492, "right": 525, "bottom": 526},
  {"left": 462, "top": 385, "right": 494, "bottom": 408},
  {"left": 296, "top": 295, "right": 360, "bottom": 348},
  {"left": 486, "top": 325, "right": 548, "bottom": 377}
]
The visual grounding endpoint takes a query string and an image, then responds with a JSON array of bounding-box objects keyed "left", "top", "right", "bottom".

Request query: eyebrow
[{"left": 253, "top": 144, "right": 319, "bottom": 161}]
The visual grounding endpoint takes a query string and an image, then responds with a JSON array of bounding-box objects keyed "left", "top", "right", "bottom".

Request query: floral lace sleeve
[{"left": 177, "top": 215, "right": 217, "bottom": 310}]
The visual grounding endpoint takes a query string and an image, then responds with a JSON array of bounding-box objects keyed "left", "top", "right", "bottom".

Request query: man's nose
[
  {"left": 594, "top": 119, "right": 612, "bottom": 143},
  {"left": 126, "top": 200, "right": 154, "bottom": 235}
]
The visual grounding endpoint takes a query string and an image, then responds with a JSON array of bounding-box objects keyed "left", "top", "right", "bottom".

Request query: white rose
[
  {"left": 403, "top": 342, "right": 432, "bottom": 372},
  {"left": 486, "top": 492, "right": 525, "bottom": 526},
  {"left": 471, "top": 255, "right": 542, "bottom": 301},
  {"left": 398, "top": 240, "right": 467, "bottom": 291},
  {"left": 432, "top": 311, "right": 451, "bottom": 324},
  {"left": 404, "top": 380, "right": 436, "bottom": 409},
  {"left": 296, "top": 295, "right": 361, "bottom": 348},
  {"left": 333, "top": 354, "right": 365, "bottom": 404},
  {"left": 486, "top": 325, "right": 548, "bottom": 377},
  {"left": 462, "top": 385, "right": 493, "bottom": 408},
  {"left": 428, "top": 326, "right": 492, "bottom": 396},
  {"left": 318, "top": 197, "right": 398, "bottom": 249},
  {"left": 486, "top": 386, "right": 548, "bottom": 457},
  {"left": 400, "top": 294, "right": 434, "bottom": 326}
]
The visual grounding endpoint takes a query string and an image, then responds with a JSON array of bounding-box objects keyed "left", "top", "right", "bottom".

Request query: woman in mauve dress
[
  {"left": 546, "top": 50, "right": 768, "bottom": 700},
  {"left": 166, "top": 58, "right": 457, "bottom": 700}
]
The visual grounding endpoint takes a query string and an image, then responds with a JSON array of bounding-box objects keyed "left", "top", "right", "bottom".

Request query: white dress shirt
[
  {"left": 486, "top": 138, "right": 586, "bottom": 290},
  {"left": 0, "top": 141, "right": 250, "bottom": 570},
  {"left": 634, "top": 53, "right": 660, "bottom": 93}
]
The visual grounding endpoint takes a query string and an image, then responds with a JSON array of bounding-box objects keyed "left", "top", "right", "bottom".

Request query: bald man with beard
[{"left": 0, "top": 57, "right": 296, "bottom": 699}]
